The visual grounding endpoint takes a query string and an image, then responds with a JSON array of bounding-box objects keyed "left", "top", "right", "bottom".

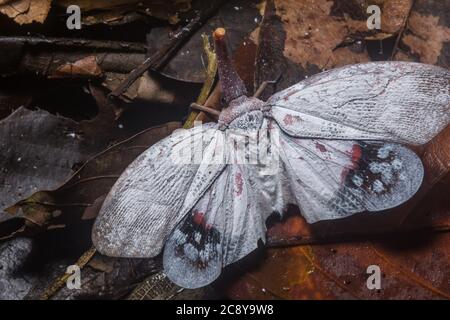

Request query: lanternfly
[{"left": 92, "top": 28, "right": 450, "bottom": 289}]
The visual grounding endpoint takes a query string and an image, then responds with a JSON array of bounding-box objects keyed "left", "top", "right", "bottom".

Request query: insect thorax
[{"left": 219, "top": 96, "right": 265, "bottom": 130}]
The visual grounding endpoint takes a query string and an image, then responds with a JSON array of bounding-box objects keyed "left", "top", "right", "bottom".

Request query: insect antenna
[{"left": 213, "top": 28, "right": 248, "bottom": 106}]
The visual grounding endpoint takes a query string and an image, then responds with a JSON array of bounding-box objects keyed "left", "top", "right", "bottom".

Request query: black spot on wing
[
  {"left": 163, "top": 211, "right": 223, "bottom": 289},
  {"left": 173, "top": 211, "right": 221, "bottom": 269},
  {"left": 344, "top": 142, "right": 396, "bottom": 195},
  {"left": 329, "top": 142, "right": 423, "bottom": 214}
]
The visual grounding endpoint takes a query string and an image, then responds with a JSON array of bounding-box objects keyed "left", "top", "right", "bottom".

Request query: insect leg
[
  {"left": 190, "top": 103, "right": 221, "bottom": 118},
  {"left": 253, "top": 73, "right": 282, "bottom": 99}
]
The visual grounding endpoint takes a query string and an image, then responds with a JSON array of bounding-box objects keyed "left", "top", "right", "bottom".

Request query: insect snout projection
[{"left": 92, "top": 28, "right": 450, "bottom": 289}]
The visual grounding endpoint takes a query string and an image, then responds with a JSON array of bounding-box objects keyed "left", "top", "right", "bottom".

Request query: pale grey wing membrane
[
  {"left": 92, "top": 123, "right": 225, "bottom": 258},
  {"left": 276, "top": 129, "right": 423, "bottom": 223},
  {"left": 267, "top": 62, "right": 450, "bottom": 145},
  {"left": 164, "top": 157, "right": 272, "bottom": 288}
]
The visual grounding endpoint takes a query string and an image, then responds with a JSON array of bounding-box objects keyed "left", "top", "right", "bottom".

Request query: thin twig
[
  {"left": 190, "top": 103, "right": 220, "bottom": 117},
  {"left": 183, "top": 34, "right": 219, "bottom": 128},
  {"left": 267, "top": 223, "right": 450, "bottom": 248},
  {"left": 390, "top": 0, "right": 416, "bottom": 60},
  {"left": 40, "top": 246, "right": 97, "bottom": 300}
]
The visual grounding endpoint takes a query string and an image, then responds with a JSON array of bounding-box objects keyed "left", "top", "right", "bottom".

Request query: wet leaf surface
[
  {"left": 0, "top": 107, "right": 91, "bottom": 219},
  {"left": 0, "top": 238, "right": 34, "bottom": 300},
  {"left": 1, "top": 121, "right": 181, "bottom": 240},
  {"left": 0, "top": 89, "right": 134, "bottom": 220},
  {"left": 0, "top": 86, "right": 32, "bottom": 120},
  {"left": 226, "top": 233, "right": 450, "bottom": 299},
  {"left": 0, "top": 121, "right": 180, "bottom": 299}
]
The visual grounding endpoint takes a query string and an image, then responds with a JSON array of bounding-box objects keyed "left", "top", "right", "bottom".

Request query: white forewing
[
  {"left": 268, "top": 62, "right": 450, "bottom": 145},
  {"left": 92, "top": 123, "right": 225, "bottom": 258}
]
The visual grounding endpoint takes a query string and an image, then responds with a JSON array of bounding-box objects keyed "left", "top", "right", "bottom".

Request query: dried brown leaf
[
  {"left": 50, "top": 56, "right": 103, "bottom": 79},
  {"left": 0, "top": 0, "right": 52, "bottom": 24},
  {"left": 393, "top": 0, "right": 450, "bottom": 67}
]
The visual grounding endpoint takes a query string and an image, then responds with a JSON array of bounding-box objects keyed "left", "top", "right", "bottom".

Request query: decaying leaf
[
  {"left": 394, "top": 0, "right": 450, "bottom": 66},
  {"left": 127, "top": 71, "right": 200, "bottom": 106},
  {"left": 0, "top": 0, "right": 52, "bottom": 24},
  {"left": 0, "top": 85, "right": 155, "bottom": 232},
  {"left": 50, "top": 56, "right": 103, "bottom": 79},
  {"left": 249, "top": 0, "right": 419, "bottom": 78},
  {"left": 0, "top": 121, "right": 181, "bottom": 240},
  {"left": 0, "top": 85, "right": 33, "bottom": 120},
  {"left": 225, "top": 232, "right": 450, "bottom": 299},
  {"left": 0, "top": 107, "right": 91, "bottom": 220},
  {"left": 252, "top": 0, "right": 414, "bottom": 101},
  {"left": 0, "top": 238, "right": 35, "bottom": 300},
  {"left": 0, "top": 117, "right": 180, "bottom": 299},
  {"left": 277, "top": 0, "right": 370, "bottom": 69},
  {"left": 0, "top": 238, "right": 159, "bottom": 300}
]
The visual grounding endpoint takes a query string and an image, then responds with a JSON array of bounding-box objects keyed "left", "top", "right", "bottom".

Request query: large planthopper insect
[{"left": 93, "top": 28, "right": 450, "bottom": 288}]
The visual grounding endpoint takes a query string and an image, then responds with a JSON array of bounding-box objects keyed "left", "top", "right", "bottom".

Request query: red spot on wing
[
  {"left": 193, "top": 211, "right": 205, "bottom": 225},
  {"left": 234, "top": 172, "right": 243, "bottom": 196},
  {"left": 315, "top": 142, "right": 327, "bottom": 153},
  {"left": 340, "top": 144, "right": 363, "bottom": 183},
  {"left": 283, "top": 114, "right": 295, "bottom": 126},
  {"left": 350, "top": 143, "right": 362, "bottom": 166},
  {"left": 192, "top": 211, "right": 213, "bottom": 230},
  {"left": 283, "top": 114, "right": 303, "bottom": 126}
]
